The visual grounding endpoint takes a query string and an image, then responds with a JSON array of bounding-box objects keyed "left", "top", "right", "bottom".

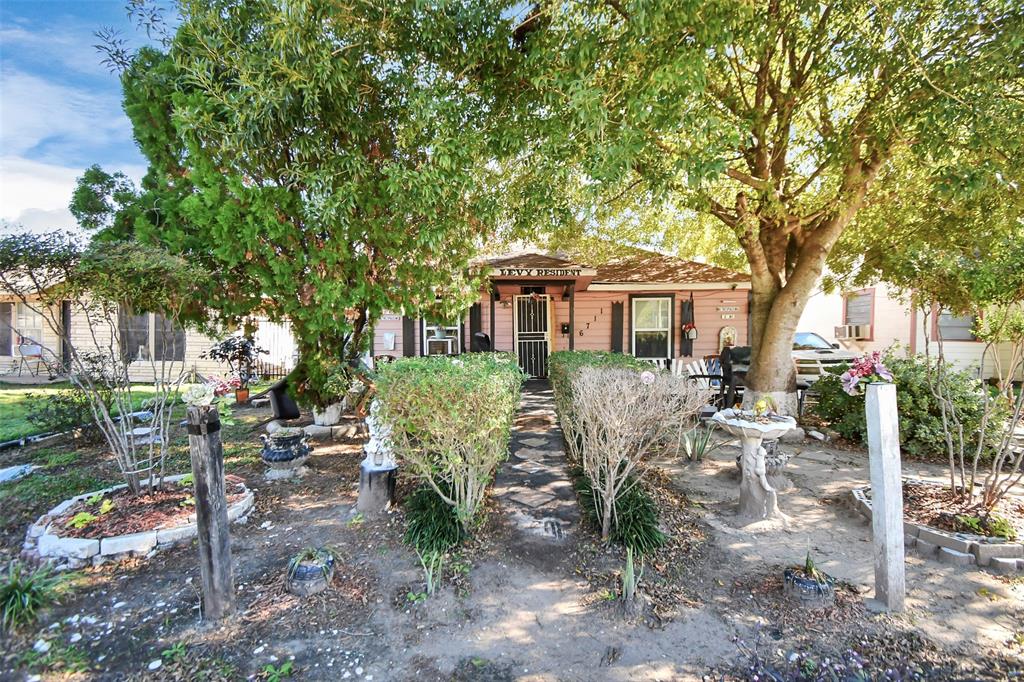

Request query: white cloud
[
  {"left": 0, "top": 156, "right": 145, "bottom": 234},
  {"left": 0, "top": 69, "right": 131, "bottom": 160},
  {"left": 0, "top": 23, "right": 111, "bottom": 78}
]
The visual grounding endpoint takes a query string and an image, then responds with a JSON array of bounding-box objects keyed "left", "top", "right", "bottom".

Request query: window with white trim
[
  {"left": 15, "top": 303, "right": 44, "bottom": 354},
  {"left": 632, "top": 297, "right": 672, "bottom": 359},
  {"left": 422, "top": 318, "right": 461, "bottom": 356},
  {"left": 937, "top": 310, "right": 977, "bottom": 341}
]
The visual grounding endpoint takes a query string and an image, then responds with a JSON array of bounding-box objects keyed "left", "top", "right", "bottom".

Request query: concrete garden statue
[
  {"left": 712, "top": 398, "right": 797, "bottom": 524},
  {"left": 356, "top": 400, "right": 398, "bottom": 514}
]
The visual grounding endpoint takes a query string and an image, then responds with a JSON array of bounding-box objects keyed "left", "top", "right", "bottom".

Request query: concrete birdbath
[{"left": 712, "top": 408, "right": 798, "bottom": 525}]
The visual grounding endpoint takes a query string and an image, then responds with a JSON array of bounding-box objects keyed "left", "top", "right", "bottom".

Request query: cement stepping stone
[{"left": 495, "top": 381, "right": 579, "bottom": 538}]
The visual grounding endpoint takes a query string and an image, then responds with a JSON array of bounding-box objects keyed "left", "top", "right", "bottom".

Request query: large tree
[
  {"left": 78, "top": 0, "right": 515, "bottom": 406},
  {"left": 503, "top": 0, "right": 1023, "bottom": 411}
]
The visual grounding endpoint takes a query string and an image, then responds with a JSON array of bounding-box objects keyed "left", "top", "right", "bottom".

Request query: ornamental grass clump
[
  {"left": 376, "top": 354, "right": 523, "bottom": 525},
  {"left": 403, "top": 485, "right": 467, "bottom": 595},
  {"left": 1, "top": 561, "right": 66, "bottom": 633}
]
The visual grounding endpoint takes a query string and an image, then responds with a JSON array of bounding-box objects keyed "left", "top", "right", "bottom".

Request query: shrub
[
  {"left": 0, "top": 561, "right": 65, "bottom": 633},
  {"left": 811, "top": 353, "right": 991, "bottom": 458},
  {"left": 549, "top": 351, "right": 650, "bottom": 436},
  {"left": 26, "top": 385, "right": 112, "bottom": 442},
  {"left": 573, "top": 469, "right": 666, "bottom": 554},
  {"left": 376, "top": 353, "right": 523, "bottom": 524},
  {"left": 561, "top": 365, "right": 708, "bottom": 540},
  {"left": 403, "top": 485, "right": 467, "bottom": 594}
]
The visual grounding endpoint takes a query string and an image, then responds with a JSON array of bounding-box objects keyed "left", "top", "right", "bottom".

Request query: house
[
  {"left": 0, "top": 294, "right": 296, "bottom": 383},
  {"left": 799, "top": 281, "right": 1022, "bottom": 381},
  {"left": 372, "top": 247, "right": 752, "bottom": 378}
]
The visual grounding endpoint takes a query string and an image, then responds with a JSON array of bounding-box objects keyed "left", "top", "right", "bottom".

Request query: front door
[{"left": 514, "top": 294, "right": 550, "bottom": 378}]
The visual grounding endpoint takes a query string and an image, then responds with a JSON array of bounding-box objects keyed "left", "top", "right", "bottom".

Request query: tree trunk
[
  {"left": 743, "top": 286, "right": 805, "bottom": 415},
  {"left": 743, "top": 244, "right": 830, "bottom": 415}
]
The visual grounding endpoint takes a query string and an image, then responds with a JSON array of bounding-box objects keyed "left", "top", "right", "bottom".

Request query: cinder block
[
  {"left": 155, "top": 524, "right": 197, "bottom": 545},
  {"left": 303, "top": 424, "right": 333, "bottom": 440},
  {"left": 972, "top": 542, "right": 1023, "bottom": 567},
  {"left": 937, "top": 547, "right": 975, "bottom": 566},
  {"left": 38, "top": 534, "right": 100, "bottom": 559},
  {"left": 903, "top": 522, "right": 920, "bottom": 538},
  {"left": 989, "top": 557, "right": 1021, "bottom": 575},
  {"left": 227, "top": 492, "right": 255, "bottom": 521},
  {"left": 915, "top": 540, "right": 939, "bottom": 558},
  {"left": 918, "top": 527, "right": 974, "bottom": 554},
  {"left": 904, "top": 535, "right": 917, "bottom": 549},
  {"left": 100, "top": 531, "right": 157, "bottom": 556}
]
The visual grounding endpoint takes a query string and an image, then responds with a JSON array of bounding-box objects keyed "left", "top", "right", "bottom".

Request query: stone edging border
[
  {"left": 850, "top": 479, "right": 1023, "bottom": 575},
  {"left": 22, "top": 473, "right": 255, "bottom": 570}
]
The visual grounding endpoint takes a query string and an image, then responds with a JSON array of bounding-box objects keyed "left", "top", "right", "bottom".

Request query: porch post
[
  {"left": 568, "top": 282, "right": 575, "bottom": 351},
  {"left": 489, "top": 285, "right": 496, "bottom": 351}
]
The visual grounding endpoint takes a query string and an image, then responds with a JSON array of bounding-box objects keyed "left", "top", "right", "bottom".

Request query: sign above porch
[{"left": 480, "top": 252, "right": 596, "bottom": 286}]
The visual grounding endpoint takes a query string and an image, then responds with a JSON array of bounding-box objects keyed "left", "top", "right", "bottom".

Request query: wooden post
[
  {"left": 865, "top": 382, "right": 905, "bottom": 612},
  {"left": 186, "top": 404, "right": 235, "bottom": 621}
]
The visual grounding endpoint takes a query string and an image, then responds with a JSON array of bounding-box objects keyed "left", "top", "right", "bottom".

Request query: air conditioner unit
[{"left": 834, "top": 324, "right": 871, "bottom": 340}]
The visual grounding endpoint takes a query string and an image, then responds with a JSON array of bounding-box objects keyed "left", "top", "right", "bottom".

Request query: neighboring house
[
  {"left": 0, "top": 295, "right": 296, "bottom": 383},
  {"left": 372, "top": 248, "right": 752, "bottom": 378},
  {"left": 799, "top": 281, "right": 1021, "bottom": 381}
]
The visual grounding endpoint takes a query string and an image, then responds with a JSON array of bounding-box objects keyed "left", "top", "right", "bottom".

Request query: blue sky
[{"left": 0, "top": 1, "right": 158, "bottom": 233}]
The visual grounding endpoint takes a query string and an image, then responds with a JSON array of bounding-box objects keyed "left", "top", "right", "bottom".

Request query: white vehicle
[{"left": 792, "top": 332, "right": 858, "bottom": 384}]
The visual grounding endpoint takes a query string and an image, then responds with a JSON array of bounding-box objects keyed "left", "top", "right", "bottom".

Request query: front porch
[{"left": 372, "top": 248, "right": 753, "bottom": 378}]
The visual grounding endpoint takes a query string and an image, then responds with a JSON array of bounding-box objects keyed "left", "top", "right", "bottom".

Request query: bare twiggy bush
[{"left": 566, "top": 367, "right": 709, "bottom": 540}]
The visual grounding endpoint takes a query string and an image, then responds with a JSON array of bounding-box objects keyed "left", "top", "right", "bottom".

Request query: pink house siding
[{"left": 372, "top": 286, "right": 748, "bottom": 360}]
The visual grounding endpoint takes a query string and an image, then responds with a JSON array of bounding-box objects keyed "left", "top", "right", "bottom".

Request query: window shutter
[
  {"left": 469, "top": 303, "right": 482, "bottom": 351},
  {"left": 610, "top": 301, "right": 623, "bottom": 353},
  {"left": 402, "top": 316, "right": 416, "bottom": 356},
  {"left": 680, "top": 296, "right": 694, "bottom": 358},
  {"left": 0, "top": 303, "right": 11, "bottom": 355}
]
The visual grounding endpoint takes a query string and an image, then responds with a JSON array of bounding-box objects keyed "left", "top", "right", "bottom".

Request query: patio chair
[
  {"left": 720, "top": 346, "right": 750, "bottom": 409},
  {"left": 16, "top": 342, "right": 45, "bottom": 377}
]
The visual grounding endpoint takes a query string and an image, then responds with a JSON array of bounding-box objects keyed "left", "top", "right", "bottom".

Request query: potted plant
[
  {"left": 202, "top": 336, "right": 268, "bottom": 404},
  {"left": 312, "top": 365, "right": 350, "bottom": 425},
  {"left": 783, "top": 551, "right": 836, "bottom": 609},
  {"left": 260, "top": 427, "right": 311, "bottom": 479},
  {"left": 286, "top": 546, "right": 337, "bottom": 596}
]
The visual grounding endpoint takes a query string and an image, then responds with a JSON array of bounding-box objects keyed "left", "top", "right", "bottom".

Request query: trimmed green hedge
[
  {"left": 548, "top": 351, "right": 650, "bottom": 428},
  {"left": 376, "top": 352, "right": 524, "bottom": 522}
]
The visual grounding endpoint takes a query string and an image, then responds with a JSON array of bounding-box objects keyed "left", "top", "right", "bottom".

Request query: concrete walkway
[{"left": 492, "top": 380, "right": 578, "bottom": 542}]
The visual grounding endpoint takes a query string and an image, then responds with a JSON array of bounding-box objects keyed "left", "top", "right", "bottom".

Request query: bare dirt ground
[{"left": 0, "top": 403, "right": 1022, "bottom": 680}]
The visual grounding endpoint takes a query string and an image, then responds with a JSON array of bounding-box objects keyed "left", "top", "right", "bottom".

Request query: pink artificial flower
[{"left": 640, "top": 371, "right": 656, "bottom": 385}]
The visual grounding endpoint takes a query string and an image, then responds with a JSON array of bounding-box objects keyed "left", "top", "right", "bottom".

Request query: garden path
[{"left": 492, "top": 379, "right": 578, "bottom": 543}]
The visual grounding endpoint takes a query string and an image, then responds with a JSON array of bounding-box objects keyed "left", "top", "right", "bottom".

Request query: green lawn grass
[{"left": 0, "top": 383, "right": 165, "bottom": 442}]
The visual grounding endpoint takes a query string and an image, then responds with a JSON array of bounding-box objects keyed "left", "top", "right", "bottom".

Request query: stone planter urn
[
  {"left": 712, "top": 409, "right": 797, "bottom": 523},
  {"left": 313, "top": 402, "right": 344, "bottom": 426},
  {"left": 260, "top": 427, "right": 311, "bottom": 480},
  {"left": 286, "top": 547, "right": 336, "bottom": 596}
]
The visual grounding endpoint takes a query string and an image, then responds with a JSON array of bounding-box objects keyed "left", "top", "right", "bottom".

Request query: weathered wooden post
[
  {"left": 186, "top": 404, "right": 235, "bottom": 621},
  {"left": 865, "top": 382, "right": 906, "bottom": 612}
]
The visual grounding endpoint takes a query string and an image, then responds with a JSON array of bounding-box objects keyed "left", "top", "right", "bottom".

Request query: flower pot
[
  {"left": 783, "top": 568, "right": 836, "bottom": 609},
  {"left": 286, "top": 552, "right": 335, "bottom": 596},
  {"left": 261, "top": 430, "right": 311, "bottom": 478},
  {"left": 234, "top": 388, "right": 250, "bottom": 405},
  {"left": 313, "top": 402, "right": 343, "bottom": 426}
]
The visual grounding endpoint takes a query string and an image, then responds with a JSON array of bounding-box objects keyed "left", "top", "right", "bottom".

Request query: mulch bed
[
  {"left": 54, "top": 475, "right": 247, "bottom": 538},
  {"left": 900, "top": 480, "right": 1024, "bottom": 539}
]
